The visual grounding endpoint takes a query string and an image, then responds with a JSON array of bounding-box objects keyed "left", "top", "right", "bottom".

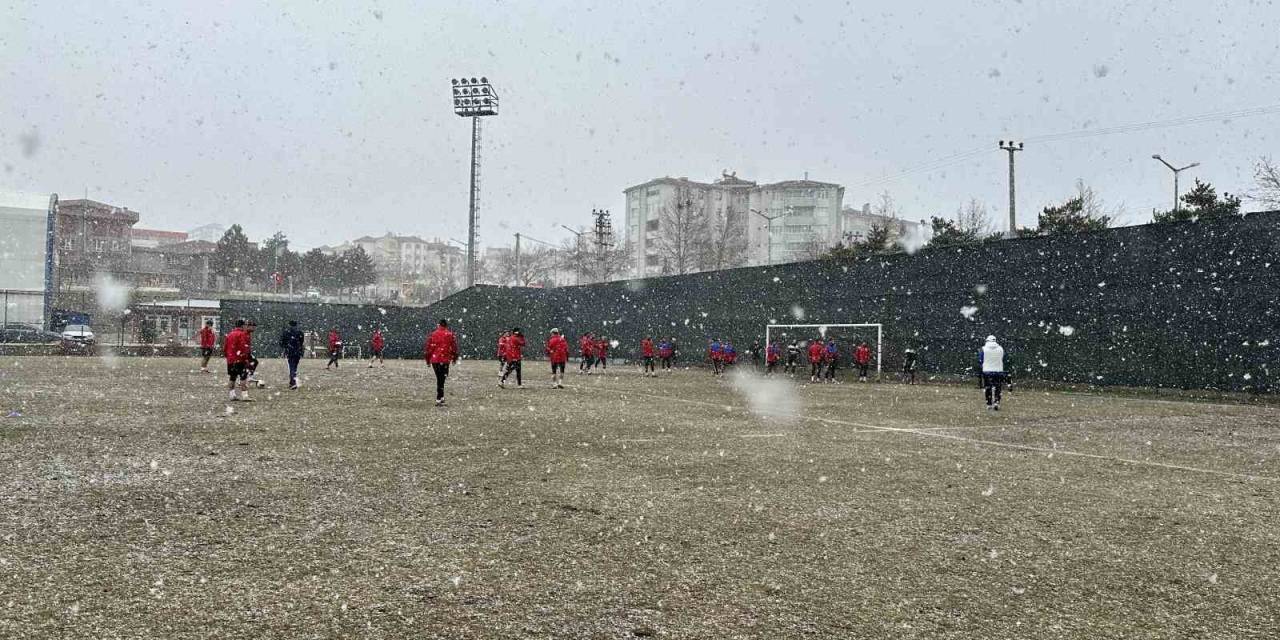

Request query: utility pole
[
  {"left": 999, "top": 140, "right": 1023, "bottom": 234},
  {"left": 560, "top": 225, "right": 586, "bottom": 285},
  {"left": 1152, "top": 154, "right": 1200, "bottom": 213},
  {"left": 513, "top": 232, "right": 521, "bottom": 286},
  {"left": 592, "top": 208, "right": 612, "bottom": 283},
  {"left": 749, "top": 208, "right": 782, "bottom": 265}
]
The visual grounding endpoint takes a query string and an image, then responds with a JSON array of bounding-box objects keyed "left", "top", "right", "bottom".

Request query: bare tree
[
  {"left": 1252, "top": 156, "right": 1280, "bottom": 209},
  {"left": 494, "top": 246, "right": 556, "bottom": 286},
  {"left": 873, "top": 190, "right": 902, "bottom": 219},
  {"left": 699, "top": 205, "right": 748, "bottom": 271},
  {"left": 654, "top": 199, "right": 706, "bottom": 276},
  {"left": 957, "top": 198, "right": 992, "bottom": 236},
  {"left": 1074, "top": 179, "right": 1126, "bottom": 222}
]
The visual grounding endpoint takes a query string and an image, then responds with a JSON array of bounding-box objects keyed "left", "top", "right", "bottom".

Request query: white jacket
[{"left": 980, "top": 340, "right": 1005, "bottom": 373}]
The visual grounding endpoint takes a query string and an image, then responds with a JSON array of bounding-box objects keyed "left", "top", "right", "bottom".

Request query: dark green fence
[{"left": 226, "top": 212, "right": 1278, "bottom": 392}]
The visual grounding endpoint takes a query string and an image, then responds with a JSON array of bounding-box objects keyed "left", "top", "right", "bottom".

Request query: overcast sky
[{"left": 2, "top": 0, "right": 1278, "bottom": 249}]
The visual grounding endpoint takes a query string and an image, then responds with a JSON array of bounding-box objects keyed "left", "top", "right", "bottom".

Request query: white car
[{"left": 61, "top": 324, "right": 96, "bottom": 343}]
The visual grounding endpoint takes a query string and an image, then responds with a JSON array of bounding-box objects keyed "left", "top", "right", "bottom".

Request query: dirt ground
[{"left": 1, "top": 356, "right": 1278, "bottom": 639}]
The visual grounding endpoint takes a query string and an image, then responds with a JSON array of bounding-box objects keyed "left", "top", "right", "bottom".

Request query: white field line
[{"left": 576, "top": 383, "right": 1278, "bottom": 483}]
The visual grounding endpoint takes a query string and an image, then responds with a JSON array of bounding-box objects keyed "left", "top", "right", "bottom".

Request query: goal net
[
  {"left": 341, "top": 344, "right": 363, "bottom": 360},
  {"left": 765, "top": 323, "right": 883, "bottom": 375}
]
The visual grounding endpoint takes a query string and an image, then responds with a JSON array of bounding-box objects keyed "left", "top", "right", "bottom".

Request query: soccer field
[{"left": 2, "top": 356, "right": 1278, "bottom": 639}]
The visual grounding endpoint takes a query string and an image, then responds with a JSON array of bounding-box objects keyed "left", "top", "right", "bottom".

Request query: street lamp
[
  {"left": 450, "top": 77, "right": 500, "bottom": 289},
  {"left": 1152, "top": 154, "right": 1200, "bottom": 213},
  {"left": 749, "top": 208, "right": 783, "bottom": 265},
  {"left": 561, "top": 225, "right": 586, "bottom": 285}
]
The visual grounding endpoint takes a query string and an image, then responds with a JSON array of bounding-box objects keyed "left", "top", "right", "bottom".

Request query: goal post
[{"left": 765, "top": 323, "right": 883, "bottom": 375}]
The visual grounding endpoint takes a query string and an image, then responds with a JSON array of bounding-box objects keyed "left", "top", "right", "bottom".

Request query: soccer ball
[{"left": 255, "top": 380, "right": 267, "bottom": 389}]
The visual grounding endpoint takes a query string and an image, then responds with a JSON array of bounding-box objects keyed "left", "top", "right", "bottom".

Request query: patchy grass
[{"left": 1, "top": 356, "right": 1278, "bottom": 639}]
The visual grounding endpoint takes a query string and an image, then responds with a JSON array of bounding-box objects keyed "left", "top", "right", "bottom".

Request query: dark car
[{"left": 0, "top": 323, "right": 64, "bottom": 344}]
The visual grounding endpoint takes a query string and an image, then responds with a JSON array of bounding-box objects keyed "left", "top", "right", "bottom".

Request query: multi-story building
[
  {"left": 131, "top": 228, "right": 189, "bottom": 249},
  {"left": 186, "top": 223, "right": 226, "bottom": 244},
  {"left": 623, "top": 172, "right": 845, "bottom": 277},
  {"left": 839, "top": 204, "right": 928, "bottom": 246},
  {"left": 318, "top": 233, "right": 464, "bottom": 302}
]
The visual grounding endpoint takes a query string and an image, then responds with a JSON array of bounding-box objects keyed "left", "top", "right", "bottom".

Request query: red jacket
[
  {"left": 504, "top": 334, "right": 526, "bottom": 361},
  {"left": 766, "top": 345, "right": 780, "bottom": 363},
  {"left": 579, "top": 336, "right": 594, "bottom": 356},
  {"left": 197, "top": 326, "right": 217, "bottom": 349},
  {"left": 641, "top": 339, "right": 655, "bottom": 358},
  {"left": 328, "top": 331, "right": 341, "bottom": 350},
  {"left": 854, "top": 344, "right": 872, "bottom": 365},
  {"left": 497, "top": 335, "right": 508, "bottom": 359},
  {"left": 223, "top": 328, "right": 251, "bottom": 364},
  {"left": 371, "top": 331, "right": 385, "bottom": 351},
  {"left": 424, "top": 327, "right": 458, "bottom": 364},
  {"left": 545, "top": 335, "right": 569, "bottom": 364},
  {"left": 596, "top": 339, "right": 609, "bottom": 356},
  {"left": 807, "top": 342, "right": 824, "bottom": 363}
]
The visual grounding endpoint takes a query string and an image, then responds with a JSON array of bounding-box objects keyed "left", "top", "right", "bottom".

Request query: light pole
[
  {"left": 1152, "top": 154, "right": 1200, "bottom": 213},
  {"left": 750, "top": 208, "right": 782, "bottom": 265},
  {"left": 561, "top": 225, "right": 586, "bottom": 285},
  {"left": 998, "top": 140, "right": 1023, "bottom": 234},
  {"left": 450, "top": 77, "right": 500, "bottom": 289}
]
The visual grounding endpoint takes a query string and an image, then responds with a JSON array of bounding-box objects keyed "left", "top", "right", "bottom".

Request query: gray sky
[{"left": 3, "top": 0, "right": 1278, "bottom": 249}]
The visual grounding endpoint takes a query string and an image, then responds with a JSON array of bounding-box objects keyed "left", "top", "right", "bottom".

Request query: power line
[{"left": 849, "top": 103, "right": 1280, "bottom": 191}]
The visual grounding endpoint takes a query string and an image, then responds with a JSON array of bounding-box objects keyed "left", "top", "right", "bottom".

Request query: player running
[
  {"left": 579, "top": 332, "right": 595, "bottom": 374},
  {"left": 708, "top": 338, "right": 724, "bottom": 375},
  {"left": 280, "top": 320, "right": 305, "bottom": 390},
  {"left": 854, "top": 340, "right": 873, "bottom": 382},
  {"left": 765, "top": 340, "right": 780, "bottom": 375},
  {"left": 596, "top": 336, "right": 610, "bottom": 371},
  {"left": 499, "top": 328, "right": 526, "bottom": 388},
  {"left": 497, "top": 330, "right": 510, "bottom": 375},
  {"left": 823, "top": 338, "right": 839, "bottom": 383},
  {"left": 658, "top": 337, "right": 674, "bottom": 372},
  {"left": 223, "top": 319, "right": 253, "bottom": 402},
  {"left": 368, "top": 328, "right": 386, "bottom": 368},
  {"left": 902, "top": 347, "right": 918, "bottom": 384},
  {"left": 197, "top": 320, "right": 217, "bottom": 373},
  {"left": 326, "top": 328, "right": 342, "bottom": 370},
  {"left": 785, "top": 340, "right": 800, "bottom": 375},
  {"left": 425, "top": 319, "right": 459, "bottom": 407},
  {"left": 640, "top": 336, "right": 656, "bottom": 376},
  {"left": 979, "top": 335, "right": 1007, "bottom": 411},
  {"left": 807, "top": 338, "right": 824, "bottom": 382},
  {"left": 545, "top": 328, "right": 569, "bottom": 388}
]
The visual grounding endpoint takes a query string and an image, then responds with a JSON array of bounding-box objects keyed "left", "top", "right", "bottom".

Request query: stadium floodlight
[
  {"left": 450, "top": 76, "right": 500, "bottom": 289},
  {"left": 765, "top": 323, "right": 883, "bottom": 376}
]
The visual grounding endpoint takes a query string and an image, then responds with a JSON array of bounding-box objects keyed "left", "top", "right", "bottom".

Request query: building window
[{"left": 646, "top": 219, "right": 659, "bottom": 231}]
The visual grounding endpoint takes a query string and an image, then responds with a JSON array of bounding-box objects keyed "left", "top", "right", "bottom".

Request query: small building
[
  {"left": 125, "top": 298, "right": 221, "bottom": 346},
  {"left": 131, "top": 228, "right": 189, "bottom": 249}
]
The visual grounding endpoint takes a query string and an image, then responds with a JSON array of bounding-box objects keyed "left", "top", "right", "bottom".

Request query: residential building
[
  {"left": 187, "top": 223, "right": 226, "bottom": 243},
  {"left": 318, "top": 233, "right": 464, "bottom": 302},
  {"left": 623, "top": 172, "right": 845, "bottom": 277},
  {"left": 840, "top": 205, "right": 927, "bottom": 246},
  {"left": 131, "top": 228, "right": 188, "bottom": 248}
]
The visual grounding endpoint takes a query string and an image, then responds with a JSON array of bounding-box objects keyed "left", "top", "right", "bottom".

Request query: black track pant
[
  {"left": 327, "top": 350, "right": 340, "bottom": 368},
  {"left": 983, "top": 373, "right": 1005, "bottom": 406},
  {"left": 502, "top": 360, "right": 523, "bottom": 386},
  {"left": 661, "top": 357, "right": 672, "bottom": 369},
  {"left": 643, "top": 357, "right": 655, "bottom": 373},
  {"left": 432, "top": 362, "right": 449, "bottom": 400}
]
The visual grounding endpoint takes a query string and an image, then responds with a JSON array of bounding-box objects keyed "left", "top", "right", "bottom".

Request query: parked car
[
  {"left": 0, "top": 323, "right": 64, "bottom": 344},
  {"left": 61, "top": 324, "right": 96, "bottom": 343}
]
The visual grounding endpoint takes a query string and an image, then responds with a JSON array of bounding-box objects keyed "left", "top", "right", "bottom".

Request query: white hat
[
  {"left": 551, "top": 328, "right": 561, "bottom": 334},
  {"left": 986, "top": 335, "right": 997, "bottom": 342}
]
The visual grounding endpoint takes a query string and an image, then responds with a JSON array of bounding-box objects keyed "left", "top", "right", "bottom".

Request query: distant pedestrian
[
  {"left": 197, "top": 320, "right": 217, "bottom": 373},
  {"left": 979, "top": 335, "right": 1007, "bottom": 411},
  {"left": 369, "top": 328, "right": 385, "bottom": 368},
  {"left": 823, "top": 339, "right": 839, "bottom": 383},
  {"left": 280, "top": 320, "right": 305, "bottom": 389},
  {"left": 326, "top": 329, "right": 342, "bottom": 370},
  {"left": 545, "top": 328, "right": 569, "bottom": 388},
  {"left": 708, "top": 338, "right": 724, "bottom": 375},
  {"left": 499, "top": 328, "right": 526, "bottom": 388},
  {"left": 750, "top": 340, "right": 762, "bottom": 368},
  {"left": 854, "top": 340, "right": 872, "bottom": 382},
  {"left": 244, "top": 320, "right": 261, "bottom": 385},
  {"left": 425, "top": 319, "right": 459, "bottom": 406},
  {"left": 640, "top": 336, "right": 656, "bottom": 376},
  {"left": 902, "top": 347, "right": 918, "bottom": 384}
]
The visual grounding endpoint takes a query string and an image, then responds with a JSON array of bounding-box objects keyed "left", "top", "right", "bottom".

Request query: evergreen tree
[
  {"left": 339, "top": 245, "right": 377, "bottom": 291},
  {"left": 1036, "top": 195, "right": 1111, "bottom": 235},
  {"left": 212, "top": 225, "right": 256, "bottom": 287},
  {"left": 1153, "top": 179, "right": 1242, "bottom": 223}
]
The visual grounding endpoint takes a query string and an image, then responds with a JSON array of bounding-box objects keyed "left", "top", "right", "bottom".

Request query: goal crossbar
[{"left": 766, "top": 323, "right": 883, "bottom": 374}]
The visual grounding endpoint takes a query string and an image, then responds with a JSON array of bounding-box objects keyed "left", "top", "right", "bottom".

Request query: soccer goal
[
  {"left": 341, "top": 344, "right": 363, "bottom": 360},
  {"left": 766, "top": 323, "right": 883, "bottom": 375}
]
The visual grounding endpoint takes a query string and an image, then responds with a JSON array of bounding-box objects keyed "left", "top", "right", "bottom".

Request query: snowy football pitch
[{"left": 2, "top": 356, "right": 1278, "bottom": 638}]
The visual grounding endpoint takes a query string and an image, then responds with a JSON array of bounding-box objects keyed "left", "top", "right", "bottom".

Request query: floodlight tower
[{"left": 451, "top": 77, "right": 500, "bottom": 288}]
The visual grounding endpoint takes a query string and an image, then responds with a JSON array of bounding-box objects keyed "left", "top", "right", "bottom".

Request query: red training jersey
[
  {"left": 505, "top": 334, "right": 526, "bottom": 361},
  {"left": 854, "top": 344, "right": 871, "bottom": 365},
  {"left": 328, "top": 331, "right": 341, "bottom": 350},
  {"left": 596, "top": 339, "right": 608, "bottom": 356},
  {"left": 641, "top": 339, "right": 655, "bottom": 358},
  {"left": 371, "top": 331, "right": 385, "bottom": 351},
  {"left": 807, "top": 342, "right": 824, "bottom": 363},
  {"left": 223, "top": 328, "right": 251, "bottom": 364},
  {"left": 424, "top": 327, "right": 458, "bottom": 364},
  {"left": 579, "top": 336, "right": 594, "bottom": 356},
  {"left": 545, "top": 335, "right": 569, "bottom": 364},
  {"left": 198, "top": 326, "right": 217, "bottom": 349}
]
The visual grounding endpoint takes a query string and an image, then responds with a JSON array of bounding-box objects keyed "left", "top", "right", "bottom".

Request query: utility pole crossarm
[{"left": 998, "top": 140, "right": 1024, "bottom": 234}]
